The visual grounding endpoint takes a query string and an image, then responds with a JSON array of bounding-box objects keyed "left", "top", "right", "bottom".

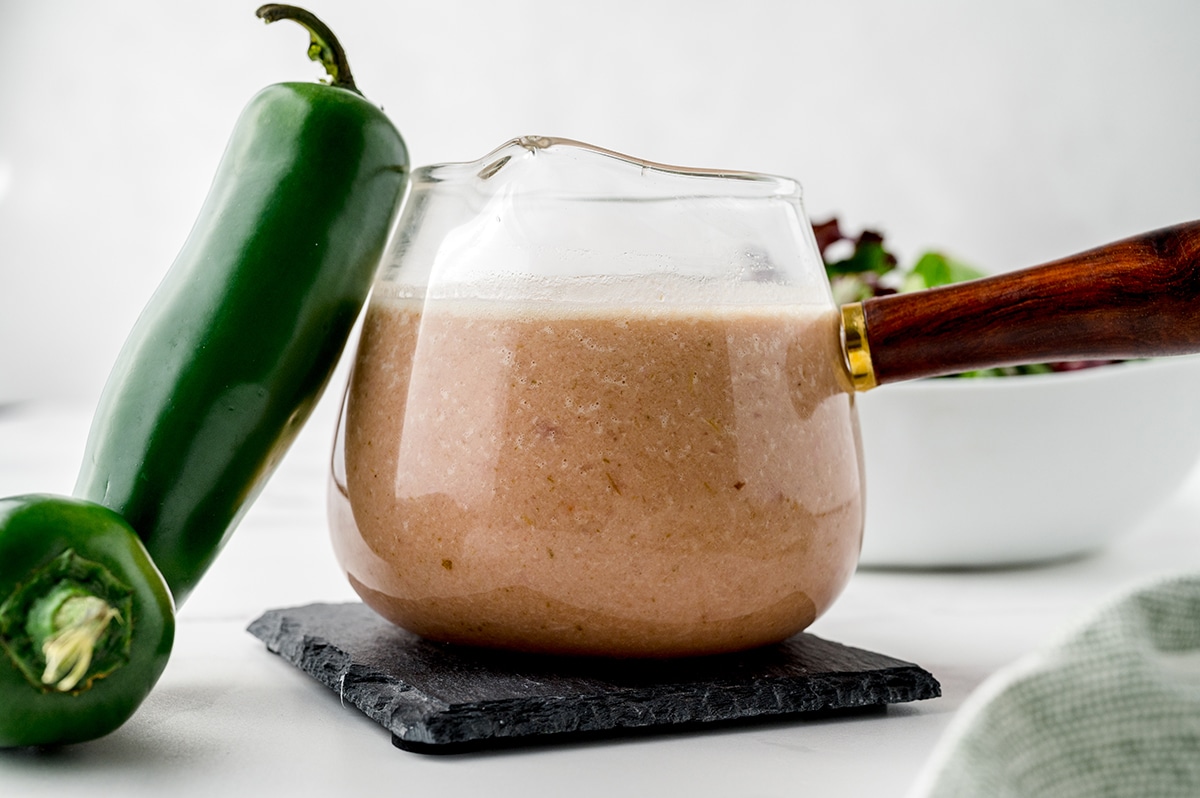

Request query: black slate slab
[{"left": 248, "top": 602, "right": 940, "bottom": 753}]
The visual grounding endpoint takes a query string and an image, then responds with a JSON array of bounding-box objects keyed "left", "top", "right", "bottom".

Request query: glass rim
[{"left": 408, "top": 136, "right": 803, "bottom": 201}]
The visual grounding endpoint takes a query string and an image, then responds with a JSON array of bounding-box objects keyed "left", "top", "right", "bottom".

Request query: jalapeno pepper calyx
[
  {"left": 0, "top": 548, "right": 134, "bottom": 695},
  {"left": 256, "top": 4, "right": 359, "bottom": 94},
  {"left": 40, "top": 595, "right": 123, "bottom": 692}
]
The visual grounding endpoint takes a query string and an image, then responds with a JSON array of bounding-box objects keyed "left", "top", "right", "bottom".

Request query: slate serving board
[{"left": 248, "top": 602, "right": 940, "bottom": 753}]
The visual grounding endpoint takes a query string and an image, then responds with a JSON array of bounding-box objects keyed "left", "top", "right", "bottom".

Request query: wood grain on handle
[{"left": 856, "top": 220, "right": 1200, "bottom": 387}]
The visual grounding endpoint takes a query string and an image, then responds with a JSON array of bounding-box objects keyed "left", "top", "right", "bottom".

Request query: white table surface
[{"left": 3, "top": 395, "right": 1199, "bottom": 797}]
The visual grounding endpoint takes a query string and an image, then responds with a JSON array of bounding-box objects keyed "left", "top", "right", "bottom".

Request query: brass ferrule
[{"left": 841, "top": 303, "right": 877, "bottom": 391}]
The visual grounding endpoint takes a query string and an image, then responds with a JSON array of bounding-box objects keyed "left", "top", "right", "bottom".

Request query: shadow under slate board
[{"left": 247, "top": 602, "right": 940, "bottom": 753}]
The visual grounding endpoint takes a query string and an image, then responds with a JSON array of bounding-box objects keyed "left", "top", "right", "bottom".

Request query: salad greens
[{"left": 814, "top": 217, "right": 1121, "bottom": 378}]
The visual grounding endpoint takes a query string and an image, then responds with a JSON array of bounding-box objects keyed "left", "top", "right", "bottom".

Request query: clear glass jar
[{"left": 328, "top": 137, "right": 863, "bottom": 657}]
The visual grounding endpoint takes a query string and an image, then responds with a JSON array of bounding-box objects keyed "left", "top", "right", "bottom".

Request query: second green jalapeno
[{"left": 74, "top": 5, "right": 410, "bottom": 604}]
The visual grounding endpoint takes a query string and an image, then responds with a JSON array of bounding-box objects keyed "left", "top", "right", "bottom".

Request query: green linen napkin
[{"left": 910, "top": 573, "right": 1200, "bottom": 797}]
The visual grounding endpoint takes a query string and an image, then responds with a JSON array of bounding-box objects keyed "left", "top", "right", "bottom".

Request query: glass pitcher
[{"left": 328, "top": 136, "right": 864, "bottom": 657}]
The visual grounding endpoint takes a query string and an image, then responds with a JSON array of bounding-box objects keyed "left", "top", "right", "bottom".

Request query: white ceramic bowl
[{"left": 855, "top": 355, "right": 1200, "bottom": 568}]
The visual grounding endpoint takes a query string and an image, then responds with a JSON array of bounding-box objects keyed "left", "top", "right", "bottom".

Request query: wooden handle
[{"left": 849, "top": 220, "right": 1200, "bottom": 387}]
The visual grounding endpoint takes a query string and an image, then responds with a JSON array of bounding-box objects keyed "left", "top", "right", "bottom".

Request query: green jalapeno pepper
[
  {"left": 0, "top": 495, "right": 174, "bottom": 748},
  {"left": 2, "top": 6, "right": 406, "bottom": 748},
  {"left": 74, "top": 5, "right": 409, "bottom": 605}
]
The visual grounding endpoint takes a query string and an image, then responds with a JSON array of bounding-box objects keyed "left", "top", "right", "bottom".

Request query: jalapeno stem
[
  {"left": 2, "top": 548, "right": 135, "bottom": 694},
  {"left": 256, "top": 4, "right": 359, "bottom": 94},
  {"left": 40, "top": 595, "right": 122, "bottom": 692}
]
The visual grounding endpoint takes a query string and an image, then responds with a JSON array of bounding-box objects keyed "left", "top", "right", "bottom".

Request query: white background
[{"left": 3, "top": 0, "right": 1200, "bottom": 402}]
